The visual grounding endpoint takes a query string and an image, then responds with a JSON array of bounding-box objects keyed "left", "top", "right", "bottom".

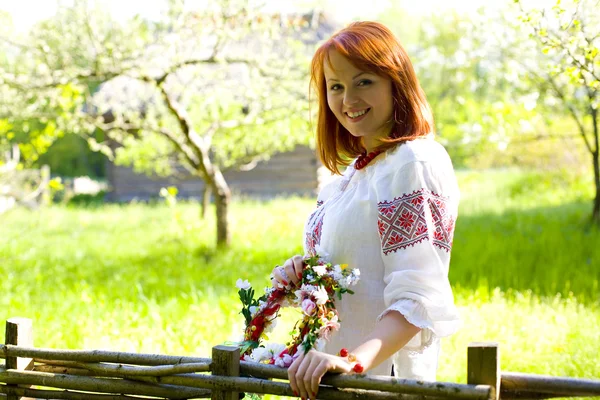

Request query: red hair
[{"left": 310, "top": 21, "right": 434, "bottom": 174}]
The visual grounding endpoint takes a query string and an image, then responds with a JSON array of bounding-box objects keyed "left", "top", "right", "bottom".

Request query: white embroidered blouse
[{"left": 303, "top": 136, "right": 461, "bottom": 379}]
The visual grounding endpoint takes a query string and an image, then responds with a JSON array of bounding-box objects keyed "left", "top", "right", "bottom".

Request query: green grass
[{"left": 0, "top": 169, "right": 599, "bottom": 390}]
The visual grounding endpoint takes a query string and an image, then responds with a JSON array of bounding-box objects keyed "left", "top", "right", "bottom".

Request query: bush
[{"left": 67, "top": 191, "right": 107, "bottom": 206}]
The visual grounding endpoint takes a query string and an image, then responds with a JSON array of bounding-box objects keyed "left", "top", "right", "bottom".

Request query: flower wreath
[{"left": 235, "top": 254, "right": 360, "bottom": 368}]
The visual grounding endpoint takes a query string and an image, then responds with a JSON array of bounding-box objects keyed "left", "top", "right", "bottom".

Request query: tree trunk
[
  {"left": 210, "top": 169, "right": 231, "bottom": 247},
  {"left": 592, "top": 150, "right": 600, "bottom": 226},
  {"left": 200, "top": 184, "right": 211, "bottom": 220},
  {"left": 592, "top": 108, "right": 600, "bottom": 227}
]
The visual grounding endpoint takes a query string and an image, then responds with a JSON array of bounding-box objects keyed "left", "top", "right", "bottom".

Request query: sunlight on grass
[{"left": 0, "top": 169, "right": 598, "bottom": 387}]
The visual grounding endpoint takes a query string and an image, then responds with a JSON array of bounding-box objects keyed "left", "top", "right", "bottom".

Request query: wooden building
[{"left": 105, "top": 146, "right": 325, "bottom": 201}]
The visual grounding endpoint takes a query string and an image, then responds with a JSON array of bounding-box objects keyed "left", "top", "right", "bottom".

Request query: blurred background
[{"left": 0, "top": 0, "right": 598, "bottom": 390}]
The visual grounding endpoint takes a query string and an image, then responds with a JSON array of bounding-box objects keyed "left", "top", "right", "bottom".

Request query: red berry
[
  {"left": 339, "top": 348, "right": 349, "bottom": 357},
  {"left": 353, "top": 363, "right": 364, "bottom": 373}
]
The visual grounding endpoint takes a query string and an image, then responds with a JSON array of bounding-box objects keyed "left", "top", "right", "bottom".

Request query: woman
[{"left": 271, "top": 21, "right": 461, "bottom": 400}]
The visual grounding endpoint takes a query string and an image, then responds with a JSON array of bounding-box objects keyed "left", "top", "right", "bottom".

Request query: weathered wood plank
[
  {"left": 468, "top": 343, "right": 499, "bottom": 400},
  {"left": 5, "top": 318, "right": 34, "bottom": 400},
  {"left": 0, "top": 369, "right": 211, "bottom": 399},
  {"left": 5, "top": 319, "right": 33, "bottom": 371},
  {"left": 34, "top": 359, "right": 210, "bottom": 376},
  {"left": 239, "top": 361, "right": 491, "bottom": 399},
  {"left": 211, "top": 345, "right": 239, "bottom": 400},
  {"left": 501, "top": 372, "right": 600, "bottom": 398},
  {"left": 0, "top": 385, "right": 161, "bottom": 400},
  {"left": 0, "top": 345, "right": 210, "bottom": 366}
]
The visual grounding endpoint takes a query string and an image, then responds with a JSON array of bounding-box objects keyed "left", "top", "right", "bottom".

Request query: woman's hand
[
  {"left": 271, "top": 255, "right": 304, "bottom": 288},
  {"left": 288, "top": 350, "right": 352, "bottom": 400}
]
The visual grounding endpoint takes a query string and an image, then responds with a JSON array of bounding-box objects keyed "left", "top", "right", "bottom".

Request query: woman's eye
[
  {"left": 330, "top": 84, "right": 342, "bottom": 91},
  {"left": 357, "top": 79, "right": 372, "bottom": 86}
]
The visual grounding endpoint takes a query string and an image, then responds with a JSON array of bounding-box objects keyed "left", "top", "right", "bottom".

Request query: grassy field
[{"left": 0, "top": 168, "right": 599, "bottom": 390}]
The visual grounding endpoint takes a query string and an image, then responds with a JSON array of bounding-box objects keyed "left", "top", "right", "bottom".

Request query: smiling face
[{"left": 323, "top": 49, "right": 394, "bottom": 152}]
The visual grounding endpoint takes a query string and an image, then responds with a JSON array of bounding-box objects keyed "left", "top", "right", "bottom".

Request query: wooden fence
[{"left": 1, "top": 318, "right": 599, "bottom": 400}]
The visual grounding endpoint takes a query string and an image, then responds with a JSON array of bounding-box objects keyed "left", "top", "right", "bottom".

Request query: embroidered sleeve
[
  {"left": 377, "top": 189, "right": 455, "bottom": 255},
  {"left": 374, "top": 160, "right": 461, "bottom": 344}
]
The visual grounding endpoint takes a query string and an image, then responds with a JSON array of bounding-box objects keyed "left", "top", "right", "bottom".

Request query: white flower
[
  {"left": 314, "top": 338, "right": 326, "bottom": 351},
  {"left": 274, "top": 357, "right": 285, "bottom": 368},
  {"left": 329, "top": 265, "right": 344, "bottom": 282},
  {"left": 274, "top": 352, "right": 294, "bottom": 368},
  {"left": 264, "top": 317, "right": 278, "bottom": 333},
  {"left": 249, "top": 306, "right": 258, "bottom": 316},
  {"left": 236, "top": 279, "right": 251, "bottom": 290},
  {"left": 264, "top": 342, "right": 287, "bottom": 358},
  {"left": 249, "top": 347, "right": 269, "bottom": 363},
  {"left": 348, "top": 269, "right": 361, "bottom": 286},
  {"left": 312, "top": 265, "right": 327, "bottom": 277},
  {"left": 295, "top": 284, "right": 317, "bottom": 303},
  {"left": 312, "top": 285, "right": 329, "bottom": 305},
  {"left": 339, "top": 277, "right": 350, "bottom": 289}
]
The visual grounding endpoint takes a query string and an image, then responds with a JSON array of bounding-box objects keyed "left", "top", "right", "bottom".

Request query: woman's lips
[{"left": 345, "top": 108, "right": 370, "bottom": 123}]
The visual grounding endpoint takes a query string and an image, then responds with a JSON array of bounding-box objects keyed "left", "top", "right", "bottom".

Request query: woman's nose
[{"left": 343, "top": 92, "right": 360, "bottom": 106}]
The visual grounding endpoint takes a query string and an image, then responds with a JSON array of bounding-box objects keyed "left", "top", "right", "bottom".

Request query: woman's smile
[{"left": 345, "top": 108, "right": 371, "bottom": 122}]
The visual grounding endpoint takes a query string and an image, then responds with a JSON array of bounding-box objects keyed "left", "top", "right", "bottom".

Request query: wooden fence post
[
  {"left": 211, "top": 345, "right": 240, "bottom": 400},
  {"left": 5, "top": 318, "right": 34, "bottom": 400},
  {"left": 468, "top": 342, "right": 500, "bottom": 400}
]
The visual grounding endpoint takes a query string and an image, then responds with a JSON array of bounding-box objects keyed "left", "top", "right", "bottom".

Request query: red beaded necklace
[{"left": 354, "top": 149, "right": 382, "bottom": 170}]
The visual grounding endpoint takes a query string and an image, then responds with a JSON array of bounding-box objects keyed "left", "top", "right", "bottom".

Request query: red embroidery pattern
[
  {"left": 305, "top": 205, "right": 324, "bottom": 256},
  {"left": 377, "top": 189, "right": 455, "bottom": 254}
]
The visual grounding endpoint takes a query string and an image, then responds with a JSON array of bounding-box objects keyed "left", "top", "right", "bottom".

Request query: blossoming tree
[{"left": 0, "top": 0, "right": 316, "bottom": 246}]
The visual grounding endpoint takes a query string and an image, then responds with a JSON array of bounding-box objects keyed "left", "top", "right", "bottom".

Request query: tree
[
  {"left": 0, "top": 10, "right": 82, "bottom": 168},
  {"left": 0, "top": 0, "right": 316, "bottom": 246},
  {"left": 380, "top": 6, "right": 545, "bottom": 168},
  {"left": 516, "top": 0, "right": 600, "bottom": 225}
]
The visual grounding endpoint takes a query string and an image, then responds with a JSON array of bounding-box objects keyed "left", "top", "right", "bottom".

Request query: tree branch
[
  {"left": 148, "top": 79, "right": 216, "bottom": 183},
  {"left": 546, "top": 72, "right": 594, "bottom": 153},
  {"left": 93, "top": 119, "right": 201, "bottom": 170}
]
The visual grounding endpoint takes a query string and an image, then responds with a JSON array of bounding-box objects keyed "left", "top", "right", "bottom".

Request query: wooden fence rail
[{"left": 1, "top": 318, "right": 598, "bottom": 400}]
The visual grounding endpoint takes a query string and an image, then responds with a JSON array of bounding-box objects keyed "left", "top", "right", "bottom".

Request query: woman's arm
[
  {"left": 350, "top": 310, "right": 421, "bottom": 372},
  {"left": 287, "top": 311, "right": 420, "bottom": 400}
]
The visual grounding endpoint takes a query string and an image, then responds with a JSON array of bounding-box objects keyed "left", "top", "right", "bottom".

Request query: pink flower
[
  {"left": 274, "top": 353, "right": 294, "bottom": 368},
  {"left": 318, "top": 315, "right": 340, "bottom": 341},
  {"left": 301, "top": 299, "right": 317, "bottom": 316}
]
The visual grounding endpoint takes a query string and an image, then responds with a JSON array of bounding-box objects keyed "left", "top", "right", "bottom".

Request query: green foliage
[
  {"left": 67, "top": 191, "right": 107, "bottom": 207},
  {"left": 378, "top": 3, "right": 597, "bottom": 173},
  {"left": 515, "top": 0, "right": 599, "bottom": 128},
  {"left": 507, "top": 169, "right": 592, "bottom": 202},
  {"left": 36, "top": 133, "right": 107, "bottom": 178},
  {"left": 379, "top": 7, "right": 541, "bottom": 168},
  {"left": 238, "top": 286, "right": 266, "bottom": 327},
  {"left": 514, "top": 0, "right": 600, "bottom": 223}
]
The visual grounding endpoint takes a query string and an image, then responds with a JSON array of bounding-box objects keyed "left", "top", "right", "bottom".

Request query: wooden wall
[{"left": 106, "top": 146, "right": 321, "bottom": 201}]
